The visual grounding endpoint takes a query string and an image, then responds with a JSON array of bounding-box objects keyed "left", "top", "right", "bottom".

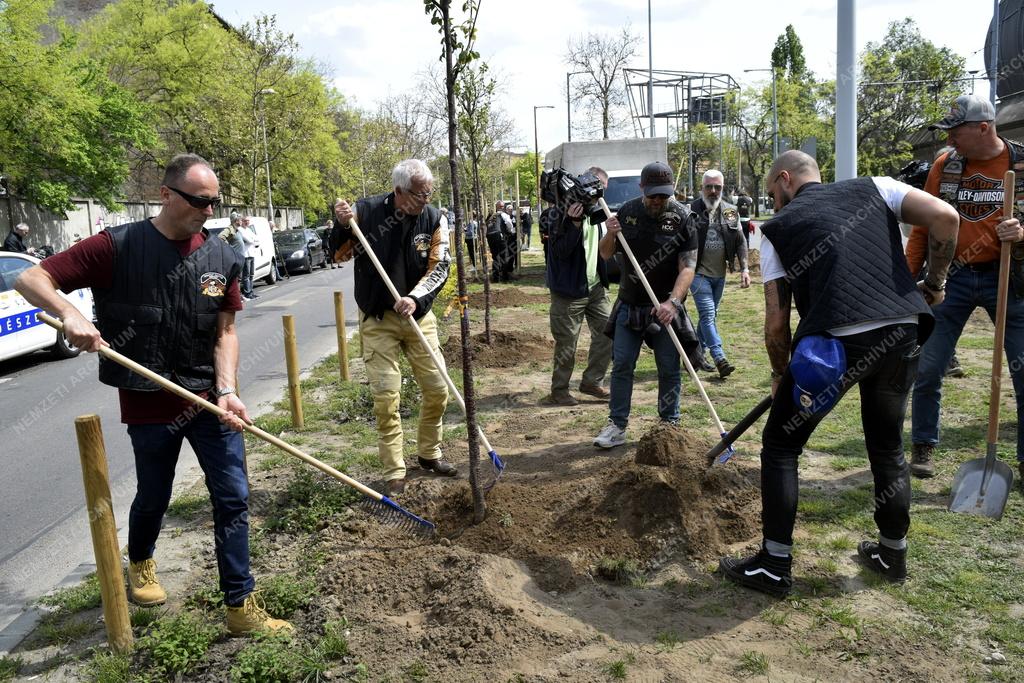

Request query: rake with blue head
[{"left": 38, "top": 312, "right": 437, "bottom": 536}]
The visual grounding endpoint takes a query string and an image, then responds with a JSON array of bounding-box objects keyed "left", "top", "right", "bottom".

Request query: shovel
[
  {"left": 948, "top": 169, "right": 1017, "bottom": 520},
  {"left": 704, "top": 395, "right": 772, "bottom": 466}
]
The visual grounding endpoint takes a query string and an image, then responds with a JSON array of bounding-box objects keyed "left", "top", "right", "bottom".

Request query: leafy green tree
[
  {"left": 856, "top": 19, "right": 965, "bottom": 176},
  {"left": 0, "top": 0, "right": 155, "bottom": 211},
  {"left": 771, "top": 25, "right": 808, "bottom": 81}
]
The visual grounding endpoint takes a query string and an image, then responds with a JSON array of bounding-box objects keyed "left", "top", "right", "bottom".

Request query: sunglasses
[{"left": 167, "top": 186, "right": 222, "bottom": 209}]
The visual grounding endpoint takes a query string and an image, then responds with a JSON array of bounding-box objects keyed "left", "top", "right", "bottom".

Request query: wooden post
[
  {"left": 282, "top": 315, "right": 304, "bottom": 428},
  {"left": 514, "top": 171, "right": 521, "bottom": 274},
  {"left": 74, "top": 415, "right": 132, "bottom": 653},
  {"left": 334, "top": 291, "right": 350, "bottom": 381}
]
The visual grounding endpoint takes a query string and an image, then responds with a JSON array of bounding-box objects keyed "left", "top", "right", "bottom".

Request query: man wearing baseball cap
[
  {"left": 720, "top": 150, "right": 960, "bottom": 596},
  {"left": 905, "top": 94, "right": 1024, "bottom": 482},
  {"left": 592, "top": 161, "right": 700, "bottom": 449}
]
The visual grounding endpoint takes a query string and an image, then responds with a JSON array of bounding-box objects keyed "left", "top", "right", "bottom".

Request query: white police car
[{"left": 0, "top": 250, "right": 94, "bottom": 363}]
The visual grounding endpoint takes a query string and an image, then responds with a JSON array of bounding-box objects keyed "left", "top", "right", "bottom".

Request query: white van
[{"left": 203, "top": 216, "right": 279, "bottom": 285}]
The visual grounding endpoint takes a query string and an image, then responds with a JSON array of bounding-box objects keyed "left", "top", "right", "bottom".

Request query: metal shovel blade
[{"left": 948, "top": 445, "right": 1014, "bottom": 520}]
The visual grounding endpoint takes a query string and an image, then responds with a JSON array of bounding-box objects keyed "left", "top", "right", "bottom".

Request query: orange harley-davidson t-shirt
[{"left": 905, "top": 146, "right": 1010, "bottom": 275}]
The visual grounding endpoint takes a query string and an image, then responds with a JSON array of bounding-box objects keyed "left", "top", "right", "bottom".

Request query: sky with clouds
[{"left": 209, "top": 0, "right": 997, "bottom": 155}]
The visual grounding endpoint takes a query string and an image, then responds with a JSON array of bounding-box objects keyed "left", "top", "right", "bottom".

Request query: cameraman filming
[
  {"left": 593, "top": 162, "right": 699, "bottom": 449},
  {"left": 543, "top": 166, "right": 613, "bottom": 406}
]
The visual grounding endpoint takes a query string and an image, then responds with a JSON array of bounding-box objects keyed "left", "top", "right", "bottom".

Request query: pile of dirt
[
  {"left": 441, "top": 330, "right": 552, "bottom": 368},
  {"left": 468, "top": 286, "right": 549, "bottom": 308},
  {"left": 408, "top": 423, "right": 760, "bottom": 594}
]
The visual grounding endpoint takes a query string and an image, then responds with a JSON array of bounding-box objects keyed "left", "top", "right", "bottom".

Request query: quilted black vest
[
  {"left": 94, "top": 220, "right": 242, "bottom": 392},
  {"left": 761, "top": 178, "right": 933, "bottom": 343}
]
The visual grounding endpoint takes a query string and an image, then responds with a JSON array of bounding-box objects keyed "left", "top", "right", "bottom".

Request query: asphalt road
[{"left": 0, "top": 263, "right": 356, "bottom": 648}]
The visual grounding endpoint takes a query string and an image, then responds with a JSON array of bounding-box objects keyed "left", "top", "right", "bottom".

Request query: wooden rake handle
[{"left": 37, "top": 312, "right": 383, "bottom": 501}]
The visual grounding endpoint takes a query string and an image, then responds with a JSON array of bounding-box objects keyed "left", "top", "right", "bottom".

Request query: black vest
[
  {"left": 761, "top": 179, "right": 932, "bottom": 343},
  {"left": 692, "top": 197, "right": 743, "bottom": 273},
  {"left": 94, "top": 220, "right": 242, "bottom": 392},
  {"left": 349, "top": 193, "right": 440, "bottom": 319}
]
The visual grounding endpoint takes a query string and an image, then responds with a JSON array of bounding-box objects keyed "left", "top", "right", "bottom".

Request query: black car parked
[{"left": 273, "top": 228, "right": 327, "bottom": 274}]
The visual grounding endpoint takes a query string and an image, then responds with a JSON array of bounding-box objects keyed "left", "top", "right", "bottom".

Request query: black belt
[{"left": 957, "top": 260, "right": 998, "bottom": 272}]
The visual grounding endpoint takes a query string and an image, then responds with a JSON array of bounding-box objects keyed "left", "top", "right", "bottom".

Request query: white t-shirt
[{"left": 759, "top": 177, "right": 917, "bottom": 337}]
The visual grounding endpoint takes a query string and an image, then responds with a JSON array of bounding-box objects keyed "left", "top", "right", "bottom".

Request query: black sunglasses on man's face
[{"left": 167, "top": 185, "right": 222, "bottom": 209}]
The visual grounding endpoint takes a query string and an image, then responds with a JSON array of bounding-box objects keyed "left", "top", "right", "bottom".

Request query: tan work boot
[
  {"left": 226, "top": 591, "right": 295, "bottom": 636},
  {"left": 127, "top": 558, "right": 167, "bottom": 606}
]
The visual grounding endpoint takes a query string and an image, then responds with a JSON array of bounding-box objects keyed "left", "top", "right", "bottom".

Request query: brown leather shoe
[
  {"left": 910, "top": 443, "right": 935, "bottom": 479},
  {"left": 385, "top": 478, "right": 406, "bottom": 496},
  {"left": 542, "top": 392, "right": 579, "bottom": 406},
  {"left": 578, "top": 383, "right": 610, "bottom": 399},
  {"left": 418, "top": 457, "right": 457, "bottom": 477}
]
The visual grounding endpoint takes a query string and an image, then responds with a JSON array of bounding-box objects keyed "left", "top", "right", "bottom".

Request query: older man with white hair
[
  {"left": 3, "top": 222, "right": 35, "bottom": 255},
  {"left": 332, "top": 159, "right": 456, "bottom": 496},
  {"left": 689, "top": 169, "right": 750, "bottom": 378}
]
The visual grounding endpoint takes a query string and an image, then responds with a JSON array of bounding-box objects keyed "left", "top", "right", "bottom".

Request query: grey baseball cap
[
  {"left": 640, "top": 161, "right": 675, "bottom": 196},
  {"left": 929, "top": 94, "right": 996, "bottom": 130}
]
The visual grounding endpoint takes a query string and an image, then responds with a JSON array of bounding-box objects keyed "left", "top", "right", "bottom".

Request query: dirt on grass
[
  {"left": 467, "top": 286, "right": 550, "bottom": 309},
  {"left": 442, "top": 330, "right": 552, "bottom": 368}
]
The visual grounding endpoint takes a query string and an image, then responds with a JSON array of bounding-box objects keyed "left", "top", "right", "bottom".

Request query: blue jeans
[
  {"left": 242, "top": 256, "right": 255, "bottom": 298},
  {"left": 690, "top": 274, "right": 727, "bottom": 361},
  {"left": 127, "top": 410, "right": 254, "bottom": 606},
  {"left": 608, "top": 302, "right": 681, "bottom": 428},
  {"left": 911, "top": 266, "right": 1024, "bottom": 461},
  {"left": 763, "top": 323, "right": 918, "bottom": 547}
]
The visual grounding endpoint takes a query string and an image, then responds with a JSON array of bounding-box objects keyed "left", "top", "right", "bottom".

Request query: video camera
[
  {"left": 540, "top": 168, "right": 607, "bottom": 223},
  {"left": 896, "top": 159, "right": 931, "bottom": 190}
]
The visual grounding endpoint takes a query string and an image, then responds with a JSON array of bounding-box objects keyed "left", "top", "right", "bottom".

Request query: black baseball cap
[{"left": 640, "top": 162, "right": 675, "bottom": 197}]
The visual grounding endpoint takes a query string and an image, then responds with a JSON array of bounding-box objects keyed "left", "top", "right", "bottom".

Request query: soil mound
[
  {"left": 417, "top": 424, "right": 760, "bottom": 593},
  {"left": 468, "top": 287, "right": 549, "bottom": 308},
  {"left": 442, "top": 331, "right": 552, "bottom": 369}
]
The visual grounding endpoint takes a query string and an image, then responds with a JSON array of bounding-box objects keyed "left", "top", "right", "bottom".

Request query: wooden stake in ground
[
  {"left": 74, "top": 415, "right": 132, "bottom": 654},
  {"left": 282, "top": 314, "right": 304, "bottom": 428},
  {"left": 334, "top": 291, "right": 350, "bottom": 381}
]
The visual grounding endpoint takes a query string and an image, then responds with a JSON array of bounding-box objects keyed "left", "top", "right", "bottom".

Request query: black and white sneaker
[
  {"left": 856, "top": 541, "right": 907, "bottom": 583},
  {"left": 719, "top": 547, "right": 792, "bottom": 597}
]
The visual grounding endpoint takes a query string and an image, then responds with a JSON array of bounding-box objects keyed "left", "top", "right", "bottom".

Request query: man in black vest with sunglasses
[{"left": 15, "top": 153, "right": 293, "bottom": 635}]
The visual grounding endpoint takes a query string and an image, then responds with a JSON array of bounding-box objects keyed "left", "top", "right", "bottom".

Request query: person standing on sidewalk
[
  {"left": 238, "top": 216, "right": 258, "bottom": 300},
  {"left": 15, "top": 154, "right": 293, "bottom": 635},
  {"left": 543, "top": 166, "right": 612, "bottom": 406},
  {"left": 905, "top": 94, "right": 1024, "bottom": 481},
  {"left": 331, "top": 159, "right": 457, "bottom": 497},
  {"left": 689, "top": 169, "right": 751, "bottom": 378},
  {"left": 719, "top": 150, "right": 959, "bottom": 596},
  {"left": 592, "top": 162, "right": 698, "bottom": 449}
]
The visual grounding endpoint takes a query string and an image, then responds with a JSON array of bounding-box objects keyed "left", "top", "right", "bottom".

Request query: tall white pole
[
  {"left": 835, "top": 0, "right": 857, "bottom": 181},
  {"left": 647, "top": 0, "right": 655, "bottom": 138}
]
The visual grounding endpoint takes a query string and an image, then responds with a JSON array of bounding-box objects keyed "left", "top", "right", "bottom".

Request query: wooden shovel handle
[
  {"left": 987, "top": 170, "right": 1015, "bottom": 445},
  {"left": 37, "top": 312, "right": 383, "bottom": 501}
]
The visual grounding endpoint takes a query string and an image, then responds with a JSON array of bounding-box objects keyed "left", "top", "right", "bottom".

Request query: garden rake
[
  {"left": 598, "top": 197, "right": 735, "bottom": 460},
  {"left": 39, "top": 313, "right": 436, "bottom": 536},
  {"left": 344, "top": 213, "right": 506, "bottom": 488}
]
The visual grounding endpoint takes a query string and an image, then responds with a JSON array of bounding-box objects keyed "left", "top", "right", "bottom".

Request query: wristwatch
[
  {"left": 669, "top": 296, "right": 683, "bottom": 309},
  {"left": 923, "top": 277, "right": 945, "bottom": 293},
  {"left": 215, "top": 386, "right": 236, "bottom": 398}
]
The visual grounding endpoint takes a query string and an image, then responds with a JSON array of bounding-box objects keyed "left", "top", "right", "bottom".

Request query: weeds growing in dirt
[
  {"left": 655, "top": 630, "right": 682, "bottom": 649},
  {"left": 183, "top": 580, "right": 224, "bottom": 612},
  {"left": 603, "top": 659, "right": 628, "bottom": 679},
  {"left": 596, "top": 557, "right": 643, "bottom": 585},
  {"left": 266, "top": 466, "right": 360, "bottom": 532},
  {"left": 82, "top": 650, "right": 133, "bottom": 683},
  {"left": 165, "top": 491, "right": 208, "bottom": 519},
  {"left": 138, "top": 612, "right": 220, "bottom": 677},
  {"left": 130, "top": 607, "right": 163, "bottom": 629},
  {"left": 736, "top": 651, "right": 770, "bottom": 676},
  {"left": 38, "top": 613, "right": 95, "bottom": 645},
  {"left": 230, "top": 631, "right": 324, "bottom": 683},
  {"left": 38, "top": 572, "right": 101, "bottom": 614},
  {"left": 0, "top": 656, "right": 21, "bottom": 682},
  {"left": 258, "top": 574, "right": 314, "bottom": 618}
]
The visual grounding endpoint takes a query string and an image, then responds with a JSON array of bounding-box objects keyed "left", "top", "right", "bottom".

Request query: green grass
[
  {"left": 654, "top": 630, "right": 682, "bottom": 649},
  {"left": 736, "top": 651, "right": 770, "bottom": 677},
  {"left": 230, "top": 631, "right": 324, "bottom": 683},
  {"left": 139, "top": 612, "right": 220, "bottom": 677},
  {"left": 258, "top": 574, "right": 314, "bottom": 618},
  {"left": 38, "top": 613, "right": 95, "bottom": 645},
  {"left": 165, "top": 491, "right": 208, "bottom": 519},
  {"left": 265, "top": 466, "right": 361, "bottom": 533},
  {"left": 0, "top": 656, "right": 21, "bottom": 682},
  {"left": 38, "top": 573, "right": 101, "bottom": 614},
  {"left": 603, "top": 659, "right": 629, "bottom": 679},
  {"left": 82, "top": 650, "right": 133, "bottom": 683}
]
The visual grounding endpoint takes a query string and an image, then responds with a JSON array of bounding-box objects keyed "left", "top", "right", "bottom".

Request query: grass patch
[
  {"left": 165, "top": 491, "right": 207, "bottom": 519},
  {"left": 736, "top": 651, "right": 770, "bottom": 677},
  {"left": 38, "top": 613, "right": 95, "bottom": 645},
  {"left": 38, "top": 573, "right": 101, "bottom": 614},
  {"left": 266, "top": 466, "right": 360, "bottom": 533},
  {"left": 258, "top": 574, "right": 314, "bottom": 619},
  {"left": 82, "top": 650, "right": 132, "bottom": 683},
  {"left": 130, "top": 607, "right": 163, "bottom": 629},
  {"left": 603, "top": 658, "right": 629, "bottom": 679},
  {"left": 596, "top": 557, "right": 644, "bottom": 586},
  {"left": 230, "top": 631, "right": 324, "bottom": 683},
  {"left": 0, "top": 656, "right": 21, "bottom": 682},
  {"left": 654, "top": 630, "right": 682, "bottom": 649}
]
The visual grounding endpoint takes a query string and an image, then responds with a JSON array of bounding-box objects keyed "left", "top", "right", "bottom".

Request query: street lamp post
[
  {"left": 744, "top": 68, "right": 778, "bottom": 159},
  {"left": 534, "top": 105, "right": 554, "bottom": 215},
  {"left": 258, "top": 88, "right": 276, "bottom": 225}
]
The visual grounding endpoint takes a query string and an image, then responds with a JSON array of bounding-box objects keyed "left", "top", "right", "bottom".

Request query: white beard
[{"left": 703, "top": 194, "right": 722, "bottom": 217}]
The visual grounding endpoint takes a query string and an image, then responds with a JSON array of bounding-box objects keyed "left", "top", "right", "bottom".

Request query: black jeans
[
  {"left": 761, "top": 323, "right": 919, "bottom": 547},
  {"left": 487, "top": 232, "right": 506, "bottom": 282},
  {"left": 465, "top": 237, "right": 477, "bottom": 267}
]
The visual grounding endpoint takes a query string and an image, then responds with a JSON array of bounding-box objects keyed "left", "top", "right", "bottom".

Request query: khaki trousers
[{"left": 359, "top": 310, "right": 449, "bottom": 480}]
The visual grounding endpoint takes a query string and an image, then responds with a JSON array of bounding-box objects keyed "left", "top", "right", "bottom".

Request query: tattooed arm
[
  {"left": 900, "top": 187, "right": 959, "bottom": 306},
  {"left": 764, "top": 278, "right": 792, "bottom": 397}
]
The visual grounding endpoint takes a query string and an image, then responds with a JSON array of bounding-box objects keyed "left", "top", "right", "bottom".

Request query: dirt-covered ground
[{"left": 9, "top": 257, "right": 1021, "bottom": 682}]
